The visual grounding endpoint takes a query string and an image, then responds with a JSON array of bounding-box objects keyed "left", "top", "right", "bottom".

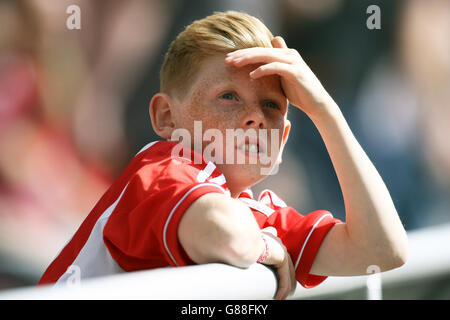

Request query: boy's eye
[
  {"left": 264, "top": 101, "right": 280, "bottom": 110},
  {"left": 220, "top": 92, "right": 237, "bottom": 101}
]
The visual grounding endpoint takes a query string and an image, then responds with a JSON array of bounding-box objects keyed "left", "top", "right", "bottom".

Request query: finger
[
  {"left": 225, "top": 47, "right": 294, "bottom": 67},
  {"left": 272, "top": 36, "right": 288, "bottom": 49},
  {"left": 249, "top": 62, "right": 296, "bottom": 82},
  {"left": 288, "top": 256, "right": 297, "bottom": 296},
  {"left": 277, "top": 256, "right": 296, "bottom": 300},
  {"left": 274, "top": 262, "right": 291, "bottom": 300}
]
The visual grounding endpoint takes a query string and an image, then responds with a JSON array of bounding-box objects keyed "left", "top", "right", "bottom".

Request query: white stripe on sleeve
[
  {"left": 294, "top": 213, "right": 333, "bottom": 270},
  {"left": 163, "top": 183, "right": 227, "bottom": 266}
]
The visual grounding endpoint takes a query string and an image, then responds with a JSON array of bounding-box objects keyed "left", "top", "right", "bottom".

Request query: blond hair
[{"left": 160, "top": 11, "right": 274, "bottom": 98}]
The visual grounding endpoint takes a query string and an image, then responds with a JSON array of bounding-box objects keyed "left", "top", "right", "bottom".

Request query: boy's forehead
[
  {"left": 195, "top": 55, "right": 244, "bottom": 83},
  {"left": 191, "top": 55, "right": 284, "bottom": 97}
]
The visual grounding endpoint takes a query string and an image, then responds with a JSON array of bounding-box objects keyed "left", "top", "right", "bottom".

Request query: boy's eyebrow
[
  {"left": 200, "top": 63, "right": 287, "bottom": 100},
  {"left": 207, "top": 77, "right": 287, "bottom": 103}
]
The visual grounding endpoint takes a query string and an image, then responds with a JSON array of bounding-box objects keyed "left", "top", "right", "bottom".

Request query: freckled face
[{"left": 171, "top": 54, "right": 289, "bottom": 196}]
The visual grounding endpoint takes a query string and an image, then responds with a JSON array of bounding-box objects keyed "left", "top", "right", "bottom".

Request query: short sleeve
[
  {"left": 265, "top": 207, "right": 341, "bottom": 288},
  {"left": 103, "top": 141, "right": 228, "bottom": 271}
]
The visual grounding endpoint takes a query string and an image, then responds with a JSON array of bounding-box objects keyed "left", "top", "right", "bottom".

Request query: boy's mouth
[
  {"left": 239, "top": 143, "right": 259, "bottom": 153},
  {"left": 236, "top": 137, "right": 266, "bottom": 155}
]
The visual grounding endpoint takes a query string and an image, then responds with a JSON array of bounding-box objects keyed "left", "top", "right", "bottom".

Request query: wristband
[{"left": 257, "top": 234, "right": 269, "bottom": 263}]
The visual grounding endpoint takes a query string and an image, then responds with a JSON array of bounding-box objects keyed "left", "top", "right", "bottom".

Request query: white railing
[
  {"left": 1, "top": 223, "right": 449, "bottom": 300},
  {"left": 0, "top": 262, "right": 278, "bottom": 299}
]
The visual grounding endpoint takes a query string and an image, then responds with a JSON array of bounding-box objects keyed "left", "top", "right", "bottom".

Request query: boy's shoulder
[{"left": 124, "top": 140, "right": 228, "bottom": 193}]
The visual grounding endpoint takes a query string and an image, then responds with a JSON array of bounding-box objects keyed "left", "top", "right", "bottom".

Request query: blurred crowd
[{"left": 0, "top": 0, "right": 449, "bottom": 288}]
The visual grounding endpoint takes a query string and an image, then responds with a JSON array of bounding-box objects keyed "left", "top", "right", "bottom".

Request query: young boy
[{"left": 38, "top": 11, "right": 408, "bottom": 300}]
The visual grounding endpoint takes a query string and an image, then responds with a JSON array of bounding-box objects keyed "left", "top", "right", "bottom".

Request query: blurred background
[{"left": 0, "top": 0, "right": 449, "bottom": 298}]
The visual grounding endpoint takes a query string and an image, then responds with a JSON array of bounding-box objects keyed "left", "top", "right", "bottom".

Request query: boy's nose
[{"left": 241, "top": 104, "right": 266, "bottom": 129}]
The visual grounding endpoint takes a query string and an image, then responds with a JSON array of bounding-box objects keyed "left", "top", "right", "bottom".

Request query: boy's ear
[
  {"left": 276, "top": 119, "right": 291, "bottom": 165},
  {"left": 149, "top": 93, "right": 176, "bottom": 139}
]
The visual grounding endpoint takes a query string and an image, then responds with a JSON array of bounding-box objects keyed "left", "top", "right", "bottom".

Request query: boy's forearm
[
  {"left": 310, "top": 101, "right": 408, "bottom": 267},
  {"left": 178, "top": 193, "right": 265, "bottom": 268},
  {"left": 178, "top": 193, "right": 291, "bottom": 276}
]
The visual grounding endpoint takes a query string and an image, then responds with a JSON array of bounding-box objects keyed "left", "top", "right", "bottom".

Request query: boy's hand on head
[{"left": 225, "top": 36, "right": 337, "bottom": 120}]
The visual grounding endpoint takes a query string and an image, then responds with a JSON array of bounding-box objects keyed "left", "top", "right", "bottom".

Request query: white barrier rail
[
  {"left": 1, "top": 223, "right": 449, "bottom": 300},
  {"left": 0, "top": 262, "right": 278, "bottom": 300}
]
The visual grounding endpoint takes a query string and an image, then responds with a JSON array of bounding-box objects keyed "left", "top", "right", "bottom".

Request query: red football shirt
[{"left": 38, "top": 141, "right": 340, "bottom": 289}]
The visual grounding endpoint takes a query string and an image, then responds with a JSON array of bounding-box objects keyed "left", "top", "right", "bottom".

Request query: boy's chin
[{"left": 217, "top": 163, "right": 273, "bottom": 191}]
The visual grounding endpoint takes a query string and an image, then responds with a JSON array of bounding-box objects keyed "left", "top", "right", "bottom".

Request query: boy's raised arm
[
  {"left": 225, "top": 36, "right": 408, "bottom": 276},
  {"left": 308, "top": 101, "right": 408, "bottom": 276}
]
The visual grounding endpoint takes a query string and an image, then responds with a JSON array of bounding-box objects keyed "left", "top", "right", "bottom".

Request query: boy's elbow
[
  {"left": 391, "top": 240, "right": 409, "bottom": 269},
  {"left": 382, "top": 249, "right": 408, "bottom": 271},
  {"left": 378, "top": 235, "right": 409, "bottom": 271}
]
